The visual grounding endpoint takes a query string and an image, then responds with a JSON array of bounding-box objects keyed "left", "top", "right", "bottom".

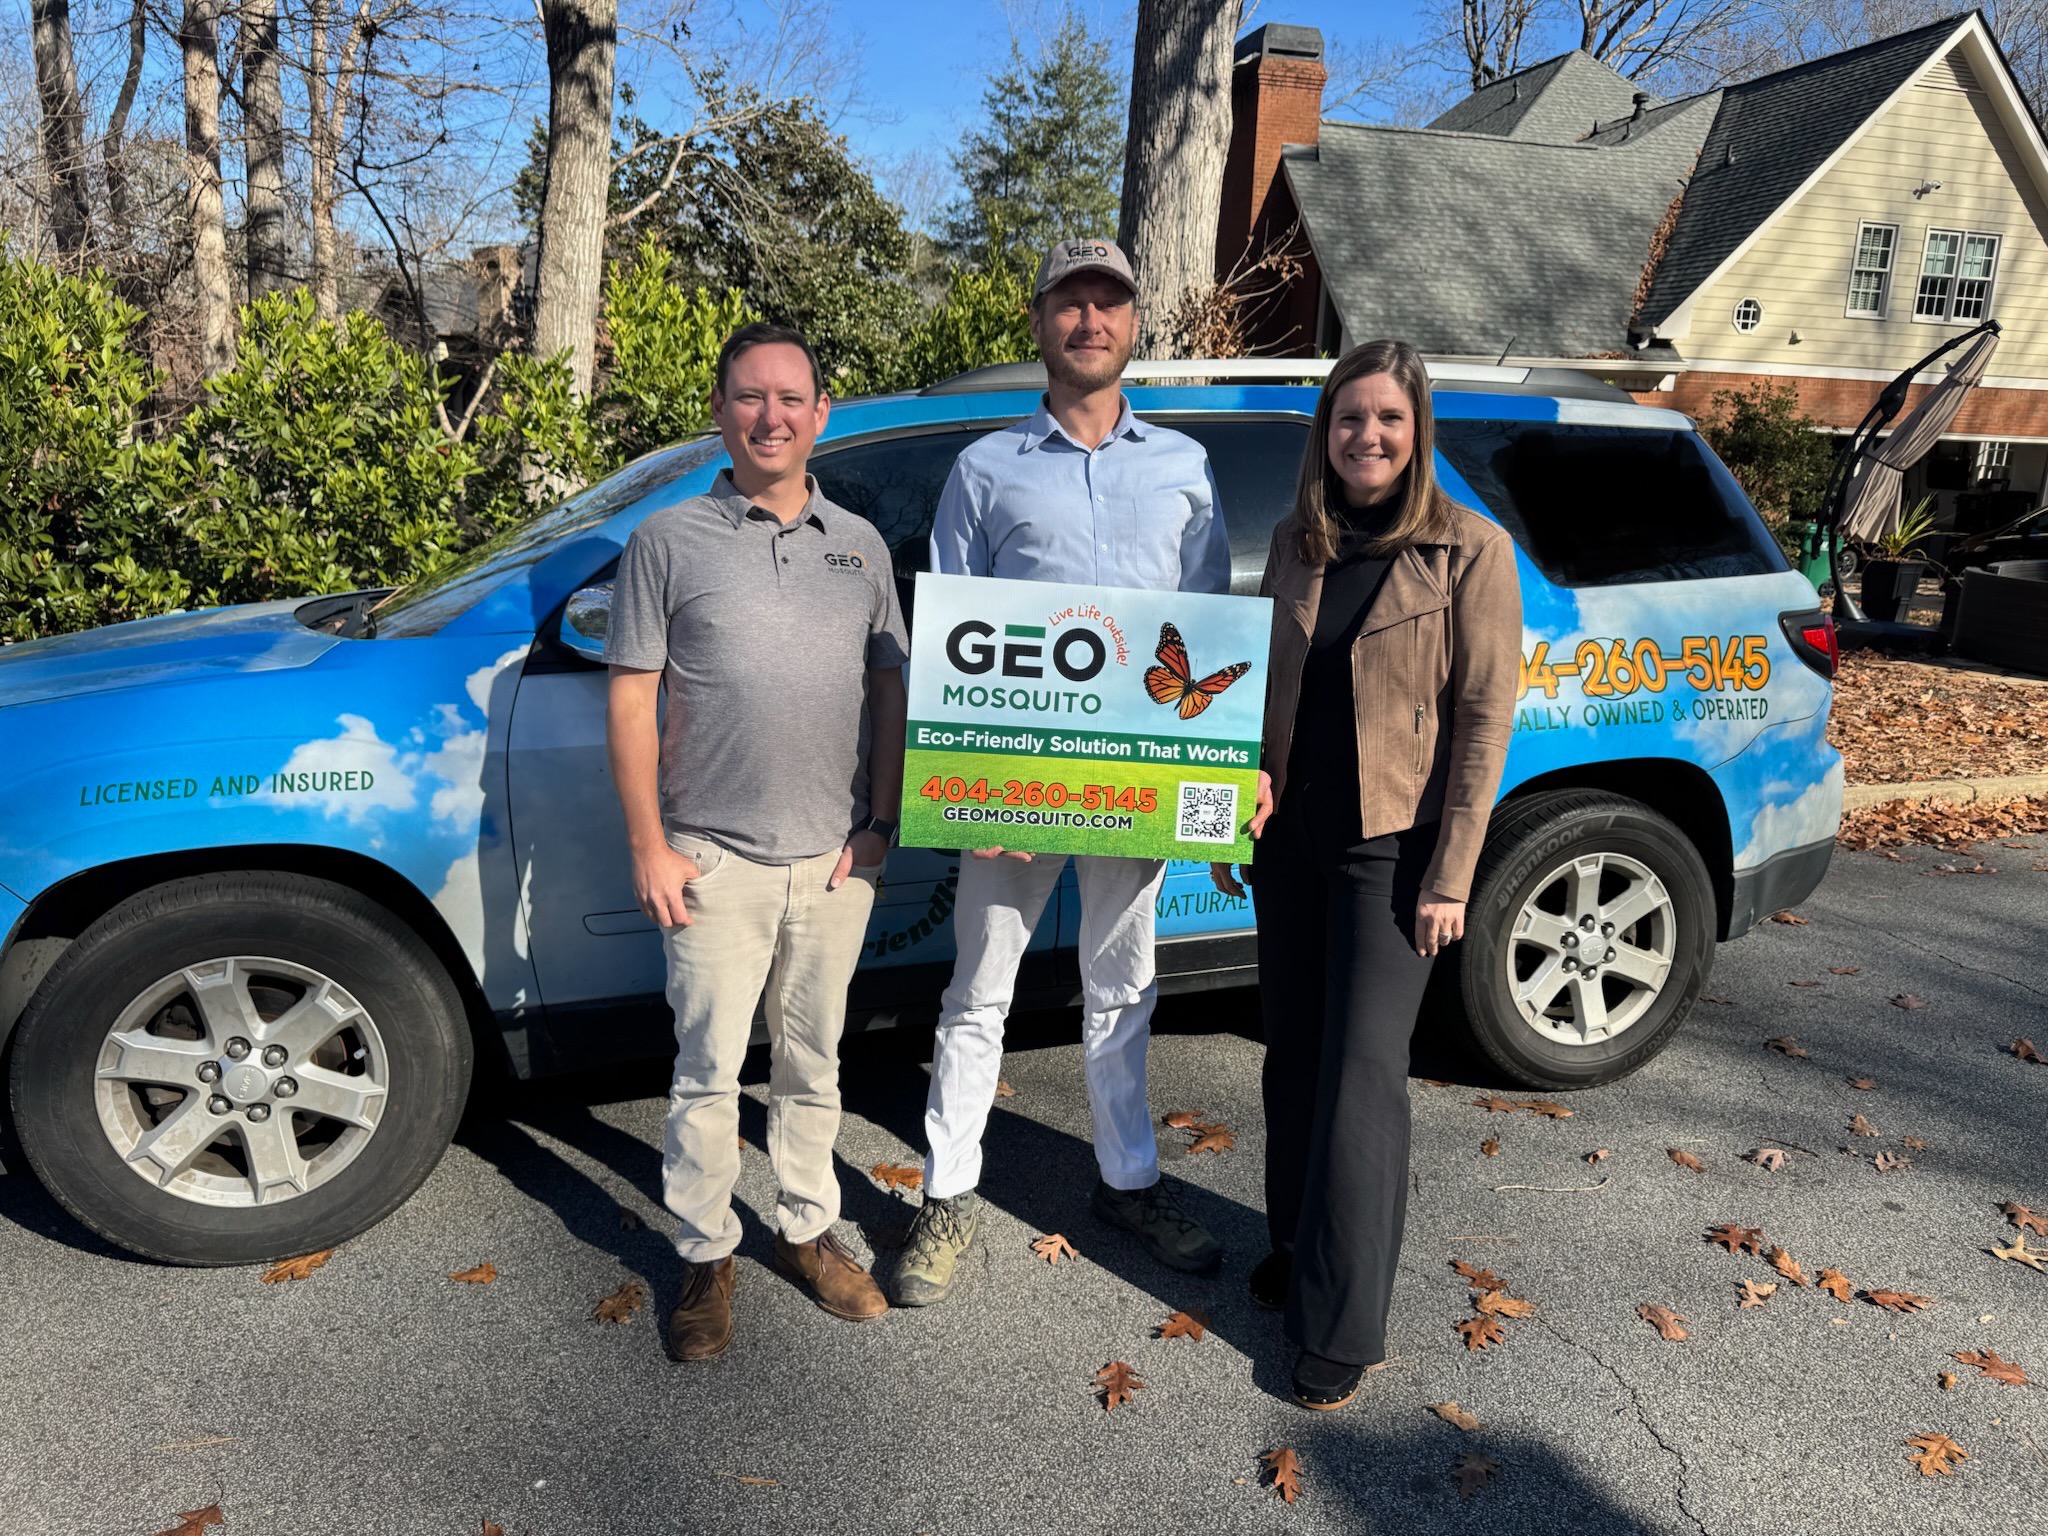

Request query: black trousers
[{"left": 1254, "top": 785, "right": 1439, "bottom": 1366}]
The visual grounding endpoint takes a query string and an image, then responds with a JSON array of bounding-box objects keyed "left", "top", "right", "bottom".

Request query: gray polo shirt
[{"left": 606, "top": 469, "right": 909, "bottom": 864}]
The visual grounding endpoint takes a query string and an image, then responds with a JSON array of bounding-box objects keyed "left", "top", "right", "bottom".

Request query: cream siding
[{"left": 1682, "top": 46, "right": 2048, "bottom": 378}]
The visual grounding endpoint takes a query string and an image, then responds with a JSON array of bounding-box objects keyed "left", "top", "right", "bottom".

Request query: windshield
[{"left": 373, "top": 438, "right": 723, "bottom": 637}]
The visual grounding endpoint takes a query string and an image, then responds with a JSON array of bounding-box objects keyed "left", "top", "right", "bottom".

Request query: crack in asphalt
[
  {"left": 1534, "top": 1316, "right": 1712, "bottom": 1536},
  {"left": 1829, "top": 906, "right": 2048, "bottom": 1002}
]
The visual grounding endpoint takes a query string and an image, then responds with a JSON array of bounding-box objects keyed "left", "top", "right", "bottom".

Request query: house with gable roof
[{"left": 1221, "top": 12, "right": 2048, "bottom": 523}]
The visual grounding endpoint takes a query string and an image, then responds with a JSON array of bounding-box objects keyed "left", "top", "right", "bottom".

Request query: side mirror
[{"left": 560, "top": 582, "right": 613, "bottom": 665}]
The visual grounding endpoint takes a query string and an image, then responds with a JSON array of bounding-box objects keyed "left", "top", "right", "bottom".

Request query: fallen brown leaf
[
  {"left": 153, "top": 1507, "right": 225, "bottom": 1536},
  {"left": 1891, "top": 993, "right": 1926, "bottom": 1010},
  {"left": 618, "top": 1210, "right": 643, "bottom": 1232},
  {"left": 994, "top": 1079, "right": 1016, "bottom": 1098},
  {"left": 261, "top": 1249, "right": 335, "bottom": 1283},
  {"left": 1952, "top": 1350, "right": 2028, "bottom": 1386},
  {"left": 1769, "top": 910, "right": 1810, "bottom": 925},
  {"left": 1737, "top": 1280, "right": 1778, "bottom": 1309},
  {"left": 1788, "top": 979, "right": 1821, "bottom": 988},
  {"left": 1766, "top": 1247, "right": 1810, "bottom": 1286},
  {"left": 1516, "top": 1099, "right": 1574, "bottom": 1119},
  {"left": 1637, "top": 1303, "right": 1689, "bottom": 1340},
  {"left": 1454, "top": 1451, "right": 1501, "bottom": 1499},
  {"left": 1817, "top": 1269, "right": 1854, "bottom": 1301},
  {"left": 1455, "top": 1314, "right": 1507, "bottom": 1350},
  {"left": 1480, "top": 1138, "right": 1501, "bottom": 1157},
  {"left": 1585, "top": 1147, "right": 1612, "bottom": 1164},
  {"left": 870, "top": 1163, "right": 923, "bottom": 1191},
  {"left": 1699, "top": 993, "right": 1735, "bottom": 1005},
  {"left": 1902, "top": 1136, "right": 1930, "bottom": 1151},
  {"left": 482, "top": 1521, "right": 505, "bottom": 1536},
  {"left": 1262, "top": 1446, "right": 1302, "bottom": 1503},
  {"left": 1155, "top": 1309, "right": 1209, "bottom": 1341},
  {"left": 1474, "top": 1290, "right": 1537, "bottom": 1318},
  {"left": 1873, "top": 1151, "right": 1912, "bottom": 1174},
  {"left": 1031, "top": 1232, "right": 1078, "bottom": 1265},
  {"left": 1746, "top": 1147, "right": 1789, "bottom": 1172},
  {"left": 1849, "top": 1076, "right": 1879, "bottom": 1091},
  {"left": 591, "top": 1279, "right": 646, "bottom": 1324},
  {"left": 1904, "top": 1432, "right": 1969, "bottom": 1477},
  {"left": 1991, "top": 1234, "right": 2047, "bottom": 1272},
  {"left": 1861, "top": 1289, "right": 1935, "bottom": 1313},
  {"left": 1765, "top": 1036, "right": 1810, "bottom": 1058},
  {"left": 1849, "top": 1113, "right": 1878, "bottom": 1138},
  {"left": 1471, "top": 1095, "right": 1520, "bottom": 1113},
  {"left": 2014, "top": 1038, "right": 2046, "bottom": 1063},
  {"left": 1430, "top": 1401, "right": 1483, "bottom": 1432},
  {"left": 1668, "top": 1148, "right": 1704, "bottom": 1173},
  {"left": 1451, "top": 1260, "right": 1507, "bottom": 1292},
  {"left": 2002, "top": 1201, "right": 2048, "bottom": 1237},
  {"left": 1162, "top": 1110, "right": 1203, "bottom": 1128},
  {"left": 1940, "top": 1371, "right": 1958, "bottom": 1390},
  {"left": 1094, "top": 1360, "right": 1143, "bottom": 1412},
  {"left": 1707, "top": 1223, "right": 1765, "bottom": 1255},
  {"left": 1186, "top": 1126, "right": 1235, "bottom": 1156},
  {"left": 448, "top": 1262, "right": 497, "bottom": 1284},
  {"left": 1830, "top": 966, "right": 1863, "bottom": 975}
]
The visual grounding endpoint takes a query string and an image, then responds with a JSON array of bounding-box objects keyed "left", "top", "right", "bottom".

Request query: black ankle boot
[
  {"left": 1292, "top": 1348, "right": 1364, "bottom": 1410},
  {"left": 1249, "top": 1249, "right": 1291, "bottom": 1311}
]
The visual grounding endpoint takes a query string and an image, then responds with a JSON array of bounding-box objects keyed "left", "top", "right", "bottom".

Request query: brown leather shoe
[
  {"left": 773, "top": 1231, "right": 887, "bottom": 1321},
  {"left": 666, "top": 1255, "right": 736, "bottom": 1362}
]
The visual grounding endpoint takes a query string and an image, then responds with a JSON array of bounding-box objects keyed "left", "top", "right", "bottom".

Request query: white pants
[{"left": 922, "top": 853, "right": 1167, "bottom": 1198}]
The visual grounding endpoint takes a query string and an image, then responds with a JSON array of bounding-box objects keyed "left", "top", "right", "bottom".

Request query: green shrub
[
  {"left": 1700, "top": 382, "right": 1835, "bottom": 556},
  {"left": 0, "top": 256, "right": 186, "bottom": 642},
  {"left": 467, "top": 351, "right": 607, "bottom": 533},
  {"left": 896, "top": 258, "right": 1035, "bottom": 390},
  {"left": 596, "top": 238, "right": 756, "bottom": 463}
]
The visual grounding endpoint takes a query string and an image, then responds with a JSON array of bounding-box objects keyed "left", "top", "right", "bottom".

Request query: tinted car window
[
  {"left": 1435, "top": 421, "right": 1788, "bottom": 587},
  {"left": 811, "top": 417, "right": 1310, "bottom": 606}
]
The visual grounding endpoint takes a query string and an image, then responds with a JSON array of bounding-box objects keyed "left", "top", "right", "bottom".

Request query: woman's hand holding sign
[{"left": 1208, "top": 770, "right": 1272, "bottom": 898}]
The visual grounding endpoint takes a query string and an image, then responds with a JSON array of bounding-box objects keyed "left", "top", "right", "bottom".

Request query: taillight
[{"left": 1778, "top": 609, "right": 1839, "bottom": 678}]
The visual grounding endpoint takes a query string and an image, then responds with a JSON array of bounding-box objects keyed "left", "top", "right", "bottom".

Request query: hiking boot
[
  {"left": 889, "top": 1191, "right": 982, "bottom": 1307},
  {"left": 1092, "top": 1177, "right": 1223, "bottom": 1274},
  {"left": 666, "top": 1255, "right": 736, "bottom": 1362},
  {"left": 773, "top": 1230, "right": 887, "bottom": 1322},
  {"left": 1249, "top": 1248, "right": 1292, "bottom": 1311}
]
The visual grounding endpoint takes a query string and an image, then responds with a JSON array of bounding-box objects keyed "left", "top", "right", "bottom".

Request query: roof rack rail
[{"left": 920, "top": 357, "right": 1643, "bottom": 404}]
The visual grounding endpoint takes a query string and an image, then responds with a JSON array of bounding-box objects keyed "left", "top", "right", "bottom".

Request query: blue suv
[{"left": 0, "top": 360, "right": 1842, "bottom": 1263}]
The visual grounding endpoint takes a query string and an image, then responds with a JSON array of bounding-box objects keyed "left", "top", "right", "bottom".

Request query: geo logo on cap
[{"left": 1033, "top": 237, "right": 1139, "bottom": 300}]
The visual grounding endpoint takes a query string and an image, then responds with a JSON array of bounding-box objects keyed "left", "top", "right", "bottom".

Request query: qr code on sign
[{"left": 1176, "top": 781, "right": 1239, "bottom": 844}]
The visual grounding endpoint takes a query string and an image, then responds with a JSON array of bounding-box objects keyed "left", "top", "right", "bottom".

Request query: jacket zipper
[{"left": 1414, "top": 702, "right": 1425, "bottom": 775}]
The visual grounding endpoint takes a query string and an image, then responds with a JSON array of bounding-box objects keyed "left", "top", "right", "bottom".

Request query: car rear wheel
[
  {"left": 8, "top": 872, "right": 471, "bottom": 1265},
  {"left": 1460, "top": 790, "right": 1714, "bottom": 1089}
]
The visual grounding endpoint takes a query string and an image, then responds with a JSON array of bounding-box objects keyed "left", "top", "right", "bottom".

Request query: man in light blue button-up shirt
[{"left": 892, "top": 238, "right": 1231, "bottom": 1307}]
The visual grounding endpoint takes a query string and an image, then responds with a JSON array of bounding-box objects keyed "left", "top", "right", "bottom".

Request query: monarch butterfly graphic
[{"left": 1142, "top": 621, "right": 1252, "bottom": 721}]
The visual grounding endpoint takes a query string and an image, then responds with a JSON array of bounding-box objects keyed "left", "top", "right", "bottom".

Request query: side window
[
  {"left": 1174, "top": 418, "right": 1311, "bottom": 594},
  {"left": 810, "top": 427, "right": 995, "bottom": 618},
  {"left": 1435, "top": 421, "right": 1789, "bottom": 587}
]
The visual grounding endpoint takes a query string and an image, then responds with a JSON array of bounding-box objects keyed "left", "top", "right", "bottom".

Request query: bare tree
[
  {"left": 181, "top": 0, "right": 235, "bottom": 373},
  {"left": 243, "top": 0, "right": 291, "bottom": 293},
  {"left": 532, "top": 0, "right": 618, "bottom": 393},
  {"left": 1117, "top": 0, "right": 1243, "bottom": 358},
  {"left": 1454, "top": 0, "right": 1540, "bottom": 89},
  {"left": 103, "top": 0, "right": 150, "bottom": 237},
  {"left": 1572, "top": 0, "right": 1756, "bottom": 81},
  {"left": 30, "top": 0, "right": 92, "bottom": 256}
]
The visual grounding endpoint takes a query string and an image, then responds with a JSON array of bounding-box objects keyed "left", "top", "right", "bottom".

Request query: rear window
[{"left": 1435, "top": 421, "right": 1788, "bottom": 587}]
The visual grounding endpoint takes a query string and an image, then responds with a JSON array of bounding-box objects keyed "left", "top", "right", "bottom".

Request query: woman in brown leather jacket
[{"left": 1212, "top": 339, "right": 1521, "bottom": 1410}]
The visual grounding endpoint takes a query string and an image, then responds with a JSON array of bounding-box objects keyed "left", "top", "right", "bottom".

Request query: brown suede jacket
[{"left": 1257, "top": 506, "right": 1522, "bottom": 903}]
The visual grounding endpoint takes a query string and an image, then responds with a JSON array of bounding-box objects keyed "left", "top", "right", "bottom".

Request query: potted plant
[{"left": 1859, "top": 498, "right": 1939, "bottom": 622}]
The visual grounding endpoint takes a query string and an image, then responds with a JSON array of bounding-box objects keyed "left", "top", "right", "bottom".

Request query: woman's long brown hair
[{"left": 1291, "top": 339, "right": 1461, "bottom": 566}]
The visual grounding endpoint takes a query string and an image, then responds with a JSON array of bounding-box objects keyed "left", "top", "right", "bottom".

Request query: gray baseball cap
[{"left": 1033, "top": 237, "right": 1139, "bottom": 300}]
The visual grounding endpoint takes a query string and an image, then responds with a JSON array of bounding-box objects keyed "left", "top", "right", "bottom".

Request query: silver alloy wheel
[
  {"left": 93, "top": 956, "right": 390, "bottom": 1207},
  {"left": 1505, "top": 852, "right": 1675, "bottom": 1046}
]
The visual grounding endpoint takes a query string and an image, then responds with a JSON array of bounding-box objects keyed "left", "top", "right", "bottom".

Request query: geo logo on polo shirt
[{"left": 823, "top": 551, "right": 867, "bottom": 570}]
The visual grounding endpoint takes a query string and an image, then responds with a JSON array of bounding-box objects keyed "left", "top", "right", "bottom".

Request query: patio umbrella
[{"left": 1839, "top": 328, "right": 2001, "bottom": 543}]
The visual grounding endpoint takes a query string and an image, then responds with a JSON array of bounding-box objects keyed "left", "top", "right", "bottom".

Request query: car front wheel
[
  {"left": 8, "top": 872, "right": 472, "bottom": 1265},
  {"left": 1460, "top": 790, "right": 1715, "bottom": 1089}
]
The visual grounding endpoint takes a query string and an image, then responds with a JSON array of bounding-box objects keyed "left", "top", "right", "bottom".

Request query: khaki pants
[{"left": 659, "top": 831, "right": 879, "bottom": 1263}]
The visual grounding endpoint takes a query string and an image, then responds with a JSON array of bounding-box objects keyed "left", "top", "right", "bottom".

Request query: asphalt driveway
[{"left": 1, "top": 839, "right": 2044, "bottom": 1535}]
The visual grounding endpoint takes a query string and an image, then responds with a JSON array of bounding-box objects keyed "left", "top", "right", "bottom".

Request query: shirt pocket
[{"left": 1117, "top": 490, "right": 1194, "bottom": 587}]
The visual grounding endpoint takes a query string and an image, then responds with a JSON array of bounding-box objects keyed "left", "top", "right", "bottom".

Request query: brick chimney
[{"left": 1217, "top": 24, "right": 1327, "bottom": 277}]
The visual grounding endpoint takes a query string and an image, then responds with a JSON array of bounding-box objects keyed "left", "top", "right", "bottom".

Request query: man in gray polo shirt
[{"left": 605, "top": 322, "right": 909, "bottom": 1361}]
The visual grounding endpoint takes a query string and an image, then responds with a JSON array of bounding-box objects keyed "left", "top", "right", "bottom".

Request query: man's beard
[{"left": 1044, "top": 336, "right": 1131, "bottom": 392}]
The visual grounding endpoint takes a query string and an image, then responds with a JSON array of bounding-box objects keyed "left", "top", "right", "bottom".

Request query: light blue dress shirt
[{"left": 929, "top": 397, "right": 1231, "bottom": 593}]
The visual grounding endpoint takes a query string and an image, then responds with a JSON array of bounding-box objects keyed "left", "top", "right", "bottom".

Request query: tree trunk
[
  {"left": 1116, "top": 0, "right": 1242, "bottom": 359},
  {"left": 104, "top": 0, "right": 148, "bottom": 238},
  {"left": 182, "top": 0, "right": 234, "bottom": 374},
  {"left": 307, "top": 0, "right": 340, "bottom": 317},
  {"left": 532, "top": 0, "right": 618, "bottom": 394},
  {"left": 244, "top": 0, "right": 290, "bottom": 295},
  {"left": 30, "top": 0, "right": 92, "bottom": 258}
]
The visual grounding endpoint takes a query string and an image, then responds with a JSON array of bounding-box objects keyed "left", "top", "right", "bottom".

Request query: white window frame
[
  {"left": 1914, "top": 227, "right": 2001, "bottom": 323},
  {"left": 1731, "top": 296, "right": 1763, "bottom": 333},
  {"left": 1844, "top": 220, "right": 1898, "bottom": 319},
  {"left": 1974, "top": 439, "right": 2011, "bottom": 485}
]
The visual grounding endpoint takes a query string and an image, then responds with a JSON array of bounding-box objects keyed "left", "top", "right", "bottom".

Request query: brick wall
[
  {"left": 1218, "top": 53, "right": 1327, "bottom": 278},
  {"left": 1642, "top": 369, "right": 2048, "bottom": 438}
]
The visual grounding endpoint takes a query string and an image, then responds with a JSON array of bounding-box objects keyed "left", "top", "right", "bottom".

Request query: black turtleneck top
[{"left": 1290, "top": 505, "right": 1398, "bottom": 810}]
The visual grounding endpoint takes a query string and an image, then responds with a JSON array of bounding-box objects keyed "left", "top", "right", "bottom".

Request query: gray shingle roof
[
  {"left": 1427, "top": 51, "right": 1655, "bottom": 144},
  {"left": 1636, "top": 15, "right": 1968, "bottom": 325},
  {"left": 1286, "top": 116, "right": 1707, "bottom": 357}
]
